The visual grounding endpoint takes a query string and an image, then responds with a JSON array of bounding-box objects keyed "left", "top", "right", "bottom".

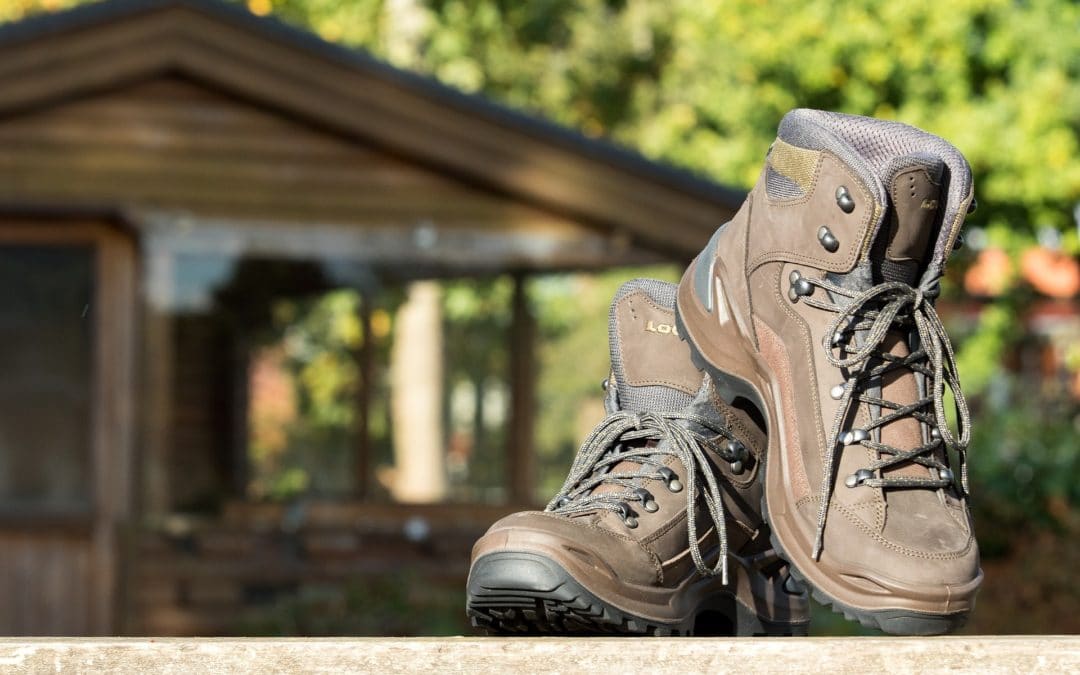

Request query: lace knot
[{"left": 545, "top": 410, "right": 734, "bottom": 584}]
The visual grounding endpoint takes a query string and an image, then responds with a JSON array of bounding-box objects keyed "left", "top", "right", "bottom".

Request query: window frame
[{"left": 0, "top": 221, "right": 134, "bottom": 523}]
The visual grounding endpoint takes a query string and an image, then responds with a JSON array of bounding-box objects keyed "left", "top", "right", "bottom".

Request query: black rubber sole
[
  {"left": 674, "top": 305, "right": 969, "bottom": 637},
  {"left": 786, "top": 561, "right": 968, "bottom": 635},
  {"left": 466, "top": 551, "right": 807, "bottom": 637}
]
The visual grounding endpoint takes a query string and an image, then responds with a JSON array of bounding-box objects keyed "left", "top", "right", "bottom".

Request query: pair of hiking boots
[{"left": 466, "top": 109, "right": 981, "bottom": 636}]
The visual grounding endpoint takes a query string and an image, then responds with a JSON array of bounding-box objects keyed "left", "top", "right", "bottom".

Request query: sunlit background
[{"left": 0, "top": 0, "right": 1076, "bottom": 637}]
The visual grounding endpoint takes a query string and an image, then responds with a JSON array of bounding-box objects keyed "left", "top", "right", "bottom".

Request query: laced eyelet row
[
  {"left": 615, "top": 502, "right": 638, "bottom": 528},
  {"left": 618, "top": 471, "right": 684, "bottom": 529},
  {"left": 818, "top": 225, "right": 839, "bottom": 252},
  {"left": 835, "top": 185, "right": 855, "bottom": 213},
  {"left": 543, "top": 409, "right": 739, "bottom": 583},
  {"left": 841, "top": 428, "right": 869, "bottom": 445},
  {"left": 845, "top": 468, "right": 874, "bottom": 488},
  {"left": 633, "top": 487, "right": 659, "bottom": 513},
  {"left": 801, "top": 273, "right": 971, "bottom": 561},
  {"left": 845, "top": 464, "right": 955, "bottom": 489}
]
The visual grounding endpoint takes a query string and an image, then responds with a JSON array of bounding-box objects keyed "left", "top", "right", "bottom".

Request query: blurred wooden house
[{"left": 0, "top": 0, "right": 743, "bottom": 635}]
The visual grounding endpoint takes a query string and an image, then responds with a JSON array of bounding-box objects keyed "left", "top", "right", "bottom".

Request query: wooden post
[
  {"left": 354, "top": 294, "right": 373, "bottom": 500},
  {"left": 141, "top": 246, "right": 175, "bottom": 516},
  {"left": 508, "top": 273, "right": 536, "bottom": 505},
  {"left": 93, "top": 226, "right": 137, "bottom": 635}
]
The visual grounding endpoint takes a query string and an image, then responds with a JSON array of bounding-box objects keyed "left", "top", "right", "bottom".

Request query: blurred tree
[
  {"left": 241, "top": 0, "right": 1080, "bottom": 393},
  {"left": 7, "top": 0, "right": 1076, "bottom": 394},
  {"left": 247, "top": 289, "right": 363, "bottom": 499}
]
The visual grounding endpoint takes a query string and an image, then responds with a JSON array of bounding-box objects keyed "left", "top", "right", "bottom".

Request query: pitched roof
[{"left": 0, "top": 0, "right": 743, "bottom": 258}]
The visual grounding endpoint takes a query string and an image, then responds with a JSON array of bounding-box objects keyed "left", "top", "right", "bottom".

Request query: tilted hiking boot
[
  {"left": 466, "top": 279, "right": 809, "bottom": 636},
  {"left": 676, "top": 109, "right": 981, "bottom": 635}
]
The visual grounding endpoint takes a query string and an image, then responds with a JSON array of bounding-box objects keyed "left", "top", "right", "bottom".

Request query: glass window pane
[
  {"left": 148, "top": 223, "right": 515, "bottom": 507},
  {"left": 0, "top": 245, "right": 94, "bottom": 511},
  {"left": 246, "top": 289, "right": 362, "bottom": 499},
  {"left": 165, "top": 253, "right": 366, "bottom": 505}
]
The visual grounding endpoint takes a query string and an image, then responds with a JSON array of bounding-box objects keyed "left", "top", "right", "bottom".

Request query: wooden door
[{"left": 0, "top": 220, "right": 135, "bottom": 635}]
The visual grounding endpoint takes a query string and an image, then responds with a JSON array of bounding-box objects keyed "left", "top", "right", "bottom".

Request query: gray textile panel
[
  {"left": 608, "top": 279, "right": 693, "bottom": 414},
  {"left": 765, "top": 165, "right": 806, "bottom": 200}
]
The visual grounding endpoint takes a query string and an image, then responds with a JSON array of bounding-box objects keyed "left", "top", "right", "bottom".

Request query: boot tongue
[
  {"left": 826, "top": 153, "right": 947, "bottom": 295},
  {"left": 608, "top": 279, "right": 699, "bottom": 413},
  {"left": 861, "top": 155, "right": 947, "bottom": 481},
  {"left": 870, "top": 152, "right": 945, "bottom": 286}
]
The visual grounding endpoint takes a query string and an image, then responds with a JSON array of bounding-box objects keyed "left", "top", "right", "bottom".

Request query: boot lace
[
  {"left": 545, "top": 410, "right": 741, "bottom": 584},
  {"left": 795, "top": 275, "right": 972, "bottom": 560}
]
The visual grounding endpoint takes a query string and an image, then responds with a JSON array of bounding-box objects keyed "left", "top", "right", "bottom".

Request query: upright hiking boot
[
  {"left": 467, "top": 279, "right": 809, "bottom": 636},
  {"left": 676, "top": 109, "right": 982, "bottom": 635}
]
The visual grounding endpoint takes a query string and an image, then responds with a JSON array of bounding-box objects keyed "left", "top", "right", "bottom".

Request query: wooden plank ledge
[{"left": 0, "top": 636, "right": 1076, "bottom": 674}]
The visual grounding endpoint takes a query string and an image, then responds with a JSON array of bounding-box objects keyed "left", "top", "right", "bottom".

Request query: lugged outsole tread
[
  {"left": 468, "top": 593, "right": 687, "bottom": 636},
  {"left": 466, "top": 554, "right": 690, "bottom": 636},
  {"left": 467, "top": 552, "right": 807, "bottom": 637}
]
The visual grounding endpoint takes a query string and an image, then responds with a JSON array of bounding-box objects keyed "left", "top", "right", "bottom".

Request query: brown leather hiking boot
[
  {"left": 466, "top": 279, "right": 809, "bottom": 636},
  {"left": 676, "top": 109, "right": 982, "bottom": 635}
]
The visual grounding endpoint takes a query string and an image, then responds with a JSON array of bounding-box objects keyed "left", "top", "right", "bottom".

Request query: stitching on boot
[
  {"left": 748, "top": 151, "right": 874, "bottom": 274},
  {"left": 741, "top": 193, "right": 761, "bottom": 352},
  {"left": 797, "top": 495, "right": 975, "bottom": 560},
  {"left": 832, "top": 502, "right": 976, "bottom": 560},
  {"left": 753, "top": 306, "right": 812, "bottom": 502},
  {"left": 616, "top": 290, "right": 698, "bottom": 393}
]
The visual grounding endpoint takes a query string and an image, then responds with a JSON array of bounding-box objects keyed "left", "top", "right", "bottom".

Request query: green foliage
[
  {"left": 248, "top": 290, "right": 362, "bottom": 499},
  {"left": 440, "top": 277, "right": 514, "bottom": 499},
  {"left": 10, "top": 0, "right": 1079, "bottom": 406},
  {"left": 953, "top": 302, "right": 1021, "bottom": 397},
  {"left": 264, "top": 0, "right": 1080, "bottom": 232},
  {"left": 242, "top": 0, "right": 1080, "bottom": 423},
  {"left": 7, "top": 0, "right": 1078, "bottom": 235},
  {"left": 0, "top": 0, "right": 81, "bottom": 22},
  {"left": 968, "top": 380, "right": 1080, "bottom": 554}
]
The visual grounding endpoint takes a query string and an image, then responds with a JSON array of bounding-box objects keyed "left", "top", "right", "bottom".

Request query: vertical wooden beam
[
  {"left": 355, "top": 294, "right": 373, "bottom": 500},
  {"left": 140, "top": 246, "right": 175, "bottom": 516},
  {"left": 228, "top": 340, "right": 251, "bottom": 498},
  {"left": 508, "top": 273, "right": 536, "bottom": 505},
  {"left": 93, "top": 226, "right": 137, "bottom": 636},
  {"left": 0, "top": 221, "right": 137, "bottom": 635}
]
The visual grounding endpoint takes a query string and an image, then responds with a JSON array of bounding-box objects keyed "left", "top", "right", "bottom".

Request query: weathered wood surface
[
  {"left": 0, "top": 76, "right": 665, "bottom": 270},
  {"left": 0, "top": 636, "right": 1075, "bottom": 674},
  {"left": 130, "top": 504, "right": 520, "bottom": 635},
  {"left": 0, "top": 78, "right": 593, "bottom": 232},
  {"left": 0, "top": 221, "right": 136, "bottom": 636},
  {"left": 0, "top": 1, "right": 744, "bottom": 257}
]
